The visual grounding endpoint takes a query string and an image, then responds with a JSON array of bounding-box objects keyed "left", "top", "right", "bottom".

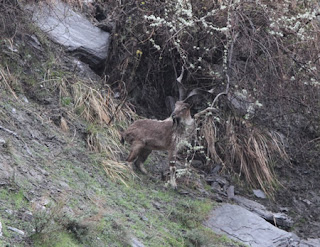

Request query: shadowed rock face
[
  {"left": 204, "top": 203, "right": 320, "bottom": 247},
  {"left": 26, "top": 0, "right": 110, "bottom": 73}
]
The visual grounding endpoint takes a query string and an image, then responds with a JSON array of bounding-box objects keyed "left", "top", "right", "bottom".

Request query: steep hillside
[
  {"left": 1, "top": 0, "right": 320, "bottom": 246},
  {"left": 0, "top": 1, "right": 244, "bottom": 247}
]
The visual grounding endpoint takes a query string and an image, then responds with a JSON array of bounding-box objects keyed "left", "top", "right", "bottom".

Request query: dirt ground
[{"left": 272, "top": 160, "right": 320, "bottom": 239}]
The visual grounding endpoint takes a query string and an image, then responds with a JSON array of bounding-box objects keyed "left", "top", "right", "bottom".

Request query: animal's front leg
[
  {"left": 169, "top": 160, "right": 177, "bottom": 189},
  {"left": 168, "top": 150, "right": 177, "bottom": 189}
]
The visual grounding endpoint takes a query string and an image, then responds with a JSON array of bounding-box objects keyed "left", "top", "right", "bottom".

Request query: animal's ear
[
  {"left": 183, "top": 102, "right": 191, "bottom": 109},
  {"left": 165, "top": 96, "right": 176, "bottom": 113}
]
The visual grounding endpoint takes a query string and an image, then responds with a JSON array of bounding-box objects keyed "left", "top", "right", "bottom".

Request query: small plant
[
  {"left": 71, "top": 82, "right": 134, "bottom": 125},
  {"left": 0, "top": 65, "right": 19, "bottom": 100},
  {"left": 60, "top": 97, "right": 72, "bottom": 107},
  {"left": 100, "top": 159, "right": 134, "bottom": 186},
  {"left": 168, "top": 199, "right": 212, "bottom": 228},
  {"left": 31, "top": 197, "right": 66, "bottom": 234},
  {"left": 198, "top": 113, "right": 288, "bottom": 196}
]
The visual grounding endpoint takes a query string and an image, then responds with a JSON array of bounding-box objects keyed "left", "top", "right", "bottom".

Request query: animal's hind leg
[
  {"left": 126, "top": 141, "right": 144, "bottom": 170},
  {"left": 135, "top": 149, "right": 152, "bottom": 174}
]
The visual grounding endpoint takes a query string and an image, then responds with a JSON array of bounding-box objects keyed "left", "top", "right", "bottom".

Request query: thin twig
[{"left": 0, "top": 67, "right": 19, "bottom": 100}]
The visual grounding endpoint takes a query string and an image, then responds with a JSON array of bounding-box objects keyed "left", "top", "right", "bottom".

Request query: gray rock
[
  {"left": 140, "top": 215, "right": 148, "bottom": 222},
  {"left": 253, "top": 189, "right": 267, "bottom": 199},
  {"left": 7, "top": 226, "right": 25, "bottom": 235},
  {"left": 0, "top": 161, "right": 14, "bottom": 181},
  {"left": 207, "top": 175, "right": 227, "bottom": 186},
  {"left": 227, "top": 185, "right": 235, "bottom": 199},
  {"left": 22, "top": 211, "right": 33, "bottom": 221},
  {"left": 233, "top": 196, "right": 293, "bottom": 229},
  {"left": 26, "top": 0, "right": 110, "bottom": 69},
  {"left": 204, "top": 204, "right": 298, "bottom": 247},
  {"left": 0, "top": 138, "right": 5, "bottom": 144},
  {"left": 31, "top": 196, "right": 51, "bottom": 211},
  {"left": 300, "top": 238, "right": 320, "bottom": 247},
  {"left": 130, "top": 236, "right": 145, "bottom": 247},
  {"left": 0, "top": 221, "right": 2, "bottom": 237},
  {"left": 26, "top": 34, "right": 43, "bottom": 51},
  {"left": 211, "top": 164, "right": 222, "bottom": 174},
  {"left": 211, "top": 181, "right": 221, "bottom": 192},
  {"left": 5, "top": 209, "right": 13, "bottom": 215},
  {"left": 302, "top": 199, "right": 312, "bottom": 206}
]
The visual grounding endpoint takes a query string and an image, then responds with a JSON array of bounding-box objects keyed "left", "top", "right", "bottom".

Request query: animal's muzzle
[{"left": 172, "top": 115, "right": 181, "bottom": 125}]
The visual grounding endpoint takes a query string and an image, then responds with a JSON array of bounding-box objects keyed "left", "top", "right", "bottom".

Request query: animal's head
[{"left": 171, "top": 101, "right": 191, "bottom": 125}]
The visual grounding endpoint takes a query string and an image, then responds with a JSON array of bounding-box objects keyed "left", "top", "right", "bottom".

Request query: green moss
[
  {"left": 168, "top": 198, "right": 213, "bottom": 228},
  {"left": 0, "top": 188, "right": 28, "bottom": 210},
  {"left": 12, "top": 189, "right": 27, "bottom": 209},
  {"left": 61, "top": 96, "right": 72, "bottom": 106},
  {"left": 32, "top": 230, "right": 80, "bottom": 247},
  {"left": 185, "top": 227, "right": 245, "bottom": 247}
]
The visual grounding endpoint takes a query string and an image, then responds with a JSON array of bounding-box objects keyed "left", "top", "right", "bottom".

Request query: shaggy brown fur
[{"left": 121, "top": 101, "right": 194, "bottom": 188}]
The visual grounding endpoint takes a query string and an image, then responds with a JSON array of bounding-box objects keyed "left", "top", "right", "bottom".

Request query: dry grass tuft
[
  {"left": 86, "top": 124, "right": 122, "bottom": 158},
  {"left": 60, "top": 116, "right": 69, "bottom": 132},
  {"left": 37, "top": 0, "right": 85, "bottom": 8},
  {"left": 86, "top": 125, "right": 135, "bottom": 186},
  {"left": 71, "top": 82, "right": 133, "bottom": 126},
  {"left": 199, "top": 115, "right": 288, "bottom": 196},
  {"left": 101, "top": 159, "right": 135, "bottom": 186},
  {"left": 66, "top": 81, "right": 135, "bottom": 185},
  {"left": 0, "top": 65, "right": 19, "bottom": 100}
]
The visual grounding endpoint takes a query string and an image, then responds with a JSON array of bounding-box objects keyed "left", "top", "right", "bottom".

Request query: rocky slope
[{"left": 0, "top": 1, "right": 320, "bottom": 247}]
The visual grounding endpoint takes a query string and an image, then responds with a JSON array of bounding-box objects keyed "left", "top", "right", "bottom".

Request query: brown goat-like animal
[{"left": 121, "top": 101, "right": 195, "bottom": 188}]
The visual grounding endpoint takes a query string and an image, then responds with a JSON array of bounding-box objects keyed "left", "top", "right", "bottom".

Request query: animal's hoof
[
  {"left": 138, "top": 164, "right": 148, "bottom": 175},
  {"left": 165, "top": 180, "right": 177, "bottom": 190},
  {"left": 126, "top": 162, "right": 134, "bottom": 171}
]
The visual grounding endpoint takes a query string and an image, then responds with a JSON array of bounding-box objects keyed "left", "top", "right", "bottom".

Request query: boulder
[
  {"left": 26, "top": 0, "right": 110, "bottom": 72},
  {"left": 204, "top": 204, "right": 298, "bottom": 247},
  {"left": 233, "top": 196, "right": 293, "bottom": 229},
  {"left": 130, "top": 236, "right": 145, "bottom": 247}
]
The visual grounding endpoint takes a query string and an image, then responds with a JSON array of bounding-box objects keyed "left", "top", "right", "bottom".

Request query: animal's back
[{"left": 123, "top": 118, "right": 174, "bottom": 150}]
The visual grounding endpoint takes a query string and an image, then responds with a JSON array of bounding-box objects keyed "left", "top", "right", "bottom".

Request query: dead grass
[
  {"left": 64, "top": 81, "right": 135, "bottom": 184},
  {"left": 199, "top": 115, "right": 288, "bottom": 196},
  {"left": 0, "top": 65, "right": 19, "bottom": 100},
  {"left": 1, "top": 52, "right": 134, "bottom": 185},
  {"left": 35, "top": 0, "right": 93, "bottom": 12},
  {"left": 71, "top": 82, "right": 134, "bottom": 126},
  {"left": 86, "top": 123, "right": 122, "bottom": 158},
  {"left": 60, "top": 116, "right": 69, "bottom": 132},
  {"left": 101, "top": 159, "right": 135, "bottom": 186}
]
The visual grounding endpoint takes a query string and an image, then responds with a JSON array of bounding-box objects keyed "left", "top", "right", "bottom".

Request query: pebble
[
  {"left": 227, "top": 185, "right": 235, "bottom": 199},
  {"left": 5, "top": 209, "right": 13, "bottom": 215},
  {"left": 253, "top": 189, "right": 267, "bottom": 199}
]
